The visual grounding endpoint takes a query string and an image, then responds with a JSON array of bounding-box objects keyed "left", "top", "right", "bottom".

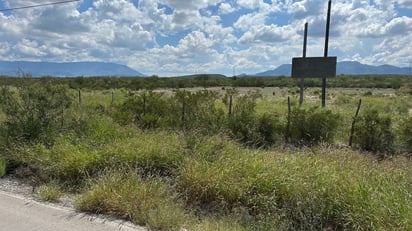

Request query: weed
[
  {"left": 76, "top": 172, "right": 188, "bottom": 230},
  {"left": 0, "top": 156, "right": 6, "bottom": 177},
  {"left": 37, "top": 182, "right": 63, "bottom": 202}
]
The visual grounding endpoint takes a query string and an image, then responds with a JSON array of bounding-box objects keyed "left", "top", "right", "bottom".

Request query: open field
[{"left": 0, "top": 76, "right": 411, "bottom": 230}]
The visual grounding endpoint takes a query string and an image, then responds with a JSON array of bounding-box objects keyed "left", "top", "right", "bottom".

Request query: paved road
[{"left": 0, "top": 191, "right": 147, "bottom": 231}]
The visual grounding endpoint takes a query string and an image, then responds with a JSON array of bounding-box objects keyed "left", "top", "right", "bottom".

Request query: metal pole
[
  {"left": 322, "top": 0, "right": 332, "bottom": 108},
  {"left": 299, "top": 22, "right": 308, "bottom": 106}
]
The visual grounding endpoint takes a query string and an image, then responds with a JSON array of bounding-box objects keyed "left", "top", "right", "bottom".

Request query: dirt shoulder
[{"left": 0, "top": 175, "right": 147, "bottom": 231}]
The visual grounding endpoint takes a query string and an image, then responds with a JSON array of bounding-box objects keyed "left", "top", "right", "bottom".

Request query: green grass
[
  {"left": 37, "top": 182, "right": 63, "bottom": 202},
  {"left": 178, "top": 138, "right": 411, "bottom": 230},
  {"left": 0, "top": 156, "right": 6, "bottom": 177},
  {"left": 75, "top": 172, "right": 189, "bottom": 231},
  {"left": 1, "top": 86, "right": 411, "bottom": 230}
]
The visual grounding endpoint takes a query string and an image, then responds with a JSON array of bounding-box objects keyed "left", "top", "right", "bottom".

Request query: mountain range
[
  {"left": 0, "top": 61, "right": 145, "bottom": 77},
  {"left": 0, "top": 60, "right": 409, "bottom": 78},
  {"left": 255, "top": 61, "right": 410, "bottom": 76}
]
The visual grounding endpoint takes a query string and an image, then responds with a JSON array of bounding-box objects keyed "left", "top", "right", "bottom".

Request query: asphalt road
[{"left": 0, "top": 191, "right": 147, "bottom": 231}]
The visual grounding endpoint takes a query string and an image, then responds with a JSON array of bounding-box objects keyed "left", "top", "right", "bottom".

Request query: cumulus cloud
[
  {"left": 397, "top": 0, "right": 412, "bottom": 8},
  {"left": 219, "top": 2, "right": 235, "bottom": 14},
  {"left": 239, "top": 24, "right": 297, "bottom": 44},
  {"left": 0, "top": 0, "right": 410, "bottom": 75}
]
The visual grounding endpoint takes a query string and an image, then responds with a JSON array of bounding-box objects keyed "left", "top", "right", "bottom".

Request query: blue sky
[{"left": 0, "top": 0, "right": 411, "bottom": 76}]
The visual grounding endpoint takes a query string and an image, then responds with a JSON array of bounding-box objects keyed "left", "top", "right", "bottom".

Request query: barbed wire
[{"left": 0, "top": 0, "right": 80, "bottom": 12}]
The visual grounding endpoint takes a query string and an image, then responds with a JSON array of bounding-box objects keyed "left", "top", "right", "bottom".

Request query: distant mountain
[
  {"left": 254, "top": 61, "right": 410, "bottom": 76},
  {"left": 255, "top": 64, "right": 291, "bottom": 76},
  {"left": 0, "top": 61, "right": 145, "bottom": 77}
]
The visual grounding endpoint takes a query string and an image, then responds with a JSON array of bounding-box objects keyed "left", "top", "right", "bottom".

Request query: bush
[
  {"left": 226, "top": 91, "right": 263, "bottom": 146},
  {"left": 255, "top": 113, "right": 283, "bottom": 148},
  {"left": 399, "top": 116, "right": 412, "bottom": 155},
  {"left": 173, "top": 90, "right": 224, "bottom": 132},
  {"left": 113, "top": 91, "right": 178, "bottom": 129},
  {"left": 0, "top": 78, "right": 72, "bottom": 147},
  {"left": 288, "top": 107, "right": 341, "bottom": 145},
  {"left": 353, "top": 108, "right": 394, "bottom": 154}
]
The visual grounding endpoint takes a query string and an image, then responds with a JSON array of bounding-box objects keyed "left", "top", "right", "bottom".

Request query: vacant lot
[{"left": 0, "top": 78, "right": 411, "bottom": 230}]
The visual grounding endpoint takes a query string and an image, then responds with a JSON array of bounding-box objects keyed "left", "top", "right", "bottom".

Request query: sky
[{"left": 0, "top": 0, "right": 411, "bottom": 76}]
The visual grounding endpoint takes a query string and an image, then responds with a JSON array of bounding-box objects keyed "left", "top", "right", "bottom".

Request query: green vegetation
[
  {"left": 37, "top": 181, "right": 63, "bottom": 202},
  {"left": 1, "top": 74, "right": 412, "bottom": 90},
  {"left": 76, "top": 173, "right": 188, "bottom": 230},
  {"left": 0, "top": 76, "right": 411, "bottom": 230},
  {"left": 0, "top": 156, "right": 5, "bottom": 177}
]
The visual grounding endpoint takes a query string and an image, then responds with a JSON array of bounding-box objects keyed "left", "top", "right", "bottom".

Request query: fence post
[
  {"left": 111, "top": 91, "right": 114, "bottom": 106},
  {"left": 285, "top": 96, "right": 291, "bottom": 143},
  {"left": 181, "top": 92, "right": 186, "bottom": 125},
  {"left": 78, "top": 90, "right": 81, "bottom": 106},
  {"left": 143, "top": 91, "right": 147, "bottom": 116},
  {"left": 349, "top": 99, "right": 362, "bottom": 147},
  {"left": 228, "top": 95, "right": 233, "bottom": 118}
]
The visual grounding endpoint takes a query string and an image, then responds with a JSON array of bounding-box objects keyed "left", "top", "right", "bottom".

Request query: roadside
[{"left": 0, "top": 175, "right": 147, "bottom": 231}]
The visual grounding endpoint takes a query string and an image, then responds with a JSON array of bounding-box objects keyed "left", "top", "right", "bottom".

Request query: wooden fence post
[
  {"left": 349, "top": 99, "right": 362, "bottom": 147},
  {"left": 181, "top": 92, "right": 186, "bottom": 124},
  {"left": 143, "top": 91, "right": 147, "bottom": 116},
  {"left": 78, "top": 90, "right": 81, "bottom": 106},
  {"left": 285, "top": 96, "right": 291, "bottom": 143},
  {"left": 228, "top": 95, "right": 233, "bottom": 118},
  {"left": 111, "top": 91, "right": 114, "bottom": 106}
]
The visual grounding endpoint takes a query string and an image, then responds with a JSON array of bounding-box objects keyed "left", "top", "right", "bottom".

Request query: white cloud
[
  {"left": 239, "top": 24, "right": 297, "bottom": 44},
  {"left": 397, "top": 0, "right": 412, "bottom": 8},
  {"left": 159, "top": 0, "right": 222, "bottom": 10},
  {"left": 288, "top": 0, "right": 324, "bottom": 19},
  {"left": 219, "top": 2, "right": 235, "bottom": 14},
  {"left": 384, "top": 16, "right": 412, "bottom": 35},
  {"left": 0, "top": 0, "right": 410, "bottom": 76},
  {"left": 234, "top": 12, "right": 266, "bottom": 31}
]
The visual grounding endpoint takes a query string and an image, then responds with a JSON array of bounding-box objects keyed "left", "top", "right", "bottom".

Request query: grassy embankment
[{"left": 0, "top": 83, "right": 411, "bottom": 230}]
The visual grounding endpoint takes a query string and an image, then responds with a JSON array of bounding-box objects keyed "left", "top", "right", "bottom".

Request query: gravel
[{"left": 0, "top": 175, "right": 75, "bottom": 208}]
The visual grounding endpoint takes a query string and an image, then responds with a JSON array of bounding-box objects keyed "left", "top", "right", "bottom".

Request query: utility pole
[
  {"left": 322, "top": 0, "right": 332, "bottom": 108},
  {"left": 299, "top": 22, "right": 308, "bottom": 106}
]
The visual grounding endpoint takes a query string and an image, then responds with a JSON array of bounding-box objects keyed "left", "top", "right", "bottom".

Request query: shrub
[
  {"left": 288, "top": 107, "right": 341, "bottom": 145},
  {"left": 255, "top": 113, "right": 283, "bottom": 148},
  {"left": 226, "top": 91, "right": 263, "bottom": 146},
  {"left": 399, "top": 116, "right": 412, "bottom": 155},
  {"left": 353, "top": 108, "right": 394, "bottom": 154},
  {"left": 0, "top": 78, "right": 72, "bottom": 147},
  {"left": 175, "top": 90, "right": 225, "bottom": 133},
  {"left": 113, "top": 91, "right": 178, "bottom": 129}
]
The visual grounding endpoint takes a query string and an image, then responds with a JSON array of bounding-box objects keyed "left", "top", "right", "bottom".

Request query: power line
[{"left": 0, "top": 0, "right": 80, "bottom": 12}]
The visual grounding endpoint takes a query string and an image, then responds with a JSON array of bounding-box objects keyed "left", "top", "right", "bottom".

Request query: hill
[
  {"left": 255, "top": 61, "right": 410, "bottom": 76},
  {"left": 0, "top": 61, "right": 145, "bottom": 77}
]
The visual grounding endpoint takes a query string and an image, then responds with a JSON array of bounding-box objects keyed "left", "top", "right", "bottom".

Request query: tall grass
[
  {"left": 75, "top": 172, "right": 188, "bottom": 231},
  {"left": 0, "top": 156, "right": 6, "bottom": 177},
  {"left": 178, "top": 136, "right": 412, "bottom": 230},
  {"left": 1, "top": 86, "right": 411, "bottom": 230},
  {"left": 15, "top": 116, "right": 186, "bottom": 186}
]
